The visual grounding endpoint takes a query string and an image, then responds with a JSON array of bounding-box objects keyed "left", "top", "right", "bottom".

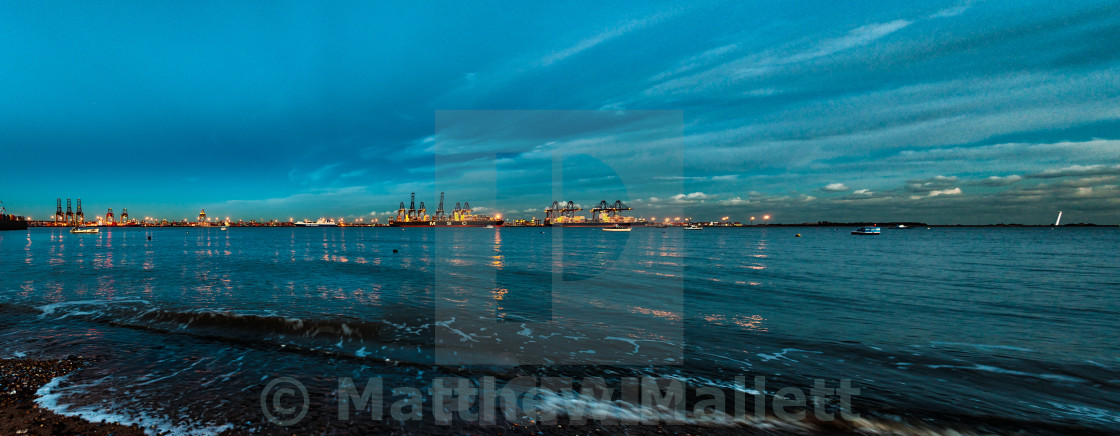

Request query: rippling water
[{"left": 1, "top": 227, "right": 1117, "bottom": 434}]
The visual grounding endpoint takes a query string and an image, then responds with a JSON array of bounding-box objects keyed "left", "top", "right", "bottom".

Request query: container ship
[
  {"left": 389, "top": 193, "right": 503, "bottom": 227},
  {"left": 544, "top": 200, "right": 635, "bottom": 227},
  {"left": 0, "top": 202, "right": 29, "bottom": 231}
]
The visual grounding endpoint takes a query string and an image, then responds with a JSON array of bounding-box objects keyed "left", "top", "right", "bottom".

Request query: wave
[{"left": 36, "top": 375, "right": 234, "bottom": 436}]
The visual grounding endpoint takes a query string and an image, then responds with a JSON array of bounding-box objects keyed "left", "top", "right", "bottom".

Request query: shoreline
[
  {"left": 15, "top": 223, "right": 1120, "bottom": 229},
  {"left": 0, "top": 357, "right": 144, "bottom": 436}
]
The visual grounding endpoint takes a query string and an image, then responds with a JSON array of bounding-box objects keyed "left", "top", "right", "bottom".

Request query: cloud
[
  {"left": 821, "top": 183, "right": 850, "bottom": 192},
  {"left": 645, "top": 18, "right": 912, "bottom": 96},
  {"left": 788, "top": 20, "right": 912, "bottom": 64},
  {"left": 905, "top": 175, "right": 959, "bottom": 192},
  {"left": 1030, "top": 164, "right": 1120, "bottom": 179},
  {"left": 852, "top": 189, "right": 873, "bottom": 195},
  {"left": 647, "top": 192, "right": 714, "bottom": 205},
  {"left": 929, "top": 4, "right": 971, "bottom": 19},
  {"left": 539, "top": 11, "right": 677, "bottom": 67},
  {"left": 910, "top": 187, "right": 962, "bottom": 200},
  {"left": 975, "top": 175, "right": 1022, "bottom": 186},
  {"left": 718, "top": 197, "right": 752, "bottom": 206}
]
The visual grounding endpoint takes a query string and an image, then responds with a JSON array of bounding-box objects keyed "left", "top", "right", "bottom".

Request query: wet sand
[{"left": 0, "top": 356, "right": 144, "bottom": 435}]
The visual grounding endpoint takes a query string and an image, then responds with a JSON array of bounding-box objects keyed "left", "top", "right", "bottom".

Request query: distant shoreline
[{"left": 18, "top": 222, "right": 1118, "bottom": 228}]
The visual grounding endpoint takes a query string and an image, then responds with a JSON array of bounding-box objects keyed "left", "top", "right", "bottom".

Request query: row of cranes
[
  {"left": 545, "top": 200, "right": 634, "bottom": 225},
  {"left": 53, "top": 198, "right": 130, "bottom": 225},
  {"left": 394, "top": 192, "right": 491, "bottom": 224}
]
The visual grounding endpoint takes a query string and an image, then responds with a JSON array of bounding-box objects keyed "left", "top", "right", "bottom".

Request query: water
[{"left": 1, "top": 227, "right": 1118, "bottom": 434}]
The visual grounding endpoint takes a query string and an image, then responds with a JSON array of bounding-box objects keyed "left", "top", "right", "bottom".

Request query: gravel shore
[{"left": 0, "top": 356, "right": 144, "bottom": 436}]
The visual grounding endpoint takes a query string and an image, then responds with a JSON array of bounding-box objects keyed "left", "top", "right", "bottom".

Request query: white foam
[
  {"left": 36, "top": 375, "right": 233, "bottom": 436},
  {"left": 531, "top": 387, "right": 806, "bottom": 431},
  {"left": 926, "top": 364, "right": 1084, "bottom": 383},
  {"left": 930, "top": 341, "right": 1034, "bottom": 352},
  {"left": 604, "top": 336, "right": 641, "bottom": 353},
  {"left": 1046, "top": 401, "right": 1120, "bottom": 424},
  {"left": 38, "top": 299, "right": 151, "bottom": 317},
  {"left": 756, "top": 348, "right": 817, "bottom": 362},
  {"left": 434, "top": 318, "right": 478, "bottom": 342}
]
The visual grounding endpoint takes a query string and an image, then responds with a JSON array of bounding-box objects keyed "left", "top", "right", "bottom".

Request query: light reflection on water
[{"left": 0, "top": 227, "right": 1118, "bottom": 433}]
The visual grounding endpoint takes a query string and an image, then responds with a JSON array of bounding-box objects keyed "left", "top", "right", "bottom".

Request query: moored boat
[
  {"left": 70, "top": 227, "right": 99, "bottom": 234},
  {"left": 852, "top": 226, "right": 881, "bottom": 235}
]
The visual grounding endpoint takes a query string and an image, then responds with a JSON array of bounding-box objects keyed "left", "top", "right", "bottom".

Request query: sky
[{"left": 2, "top": 0, "right": 1119, "bottom": 224}]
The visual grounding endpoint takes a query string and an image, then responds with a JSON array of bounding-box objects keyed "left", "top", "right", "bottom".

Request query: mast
[{"left": 1054, "top": 211, "right": 1062, "bottom": 226}]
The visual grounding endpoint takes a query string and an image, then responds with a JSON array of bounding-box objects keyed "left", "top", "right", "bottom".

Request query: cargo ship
[
  {"left": 389, "top": 193, "right": 503, "bottom": 227},
  {"left": 544, "top": 200, "right": 635, "bottom": 227},
  {"left": 0, "top": 202, "right": 29, "bottom": 231}
]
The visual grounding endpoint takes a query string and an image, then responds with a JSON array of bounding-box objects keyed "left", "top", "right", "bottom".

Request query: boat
[
  {"left": 70, "top": 227, "right": 99, "bottom": 234},
  {"left": 220, "top": 227, "right": 228, "bottom": 231},
  {"left": 852, "top": 226, "right": 881, "bottom": 235},
  {"left": 1054, "top": 211, "right": 1062, "bottom": 226},
  {"left": 683, "top": 224, "right": 702, "bottom": 230},
  {"left": 485, "top": 225, "right": 494, "bottom": 229},
  {"left": 602, "top": 225, "right": 631, "bottom": 232},
  {"left": 390, "top": 220, "right": 435, "bottom": 227},
  {"left": 893, "top": 224, "right": 909, "bottom": 229},
  {"left": 294, "top": 218, "right": 338, "bottom": 227},
  {"left": 0, "top": 202, "right": 29, "bottom": 231}
]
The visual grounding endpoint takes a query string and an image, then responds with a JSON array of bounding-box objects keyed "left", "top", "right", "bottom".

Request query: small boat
[
  {"left": 70, "top": 227, "right": 99, "bottom": 234},
  {"left": 220, "top": 227, "right": 228, "bottom": 231},
  {"left": 603, "top": 225, "right": 631, "bottom": 232},
  {"left": 485, "top": 225, "right": 494, "bottom": 229},
  {"left": 683, "top": 224, "right": 702, "bottom": 230},
  {"left": 893, "top": 224, "right": 909, "bottom": 229},
  {"left": 851, "top": 226, "right": 881, "bottom": 235}
]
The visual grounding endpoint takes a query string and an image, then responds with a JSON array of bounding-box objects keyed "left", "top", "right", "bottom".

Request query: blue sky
[{"left": 2, "top": 1, "right": 1119, "bottom": 224}]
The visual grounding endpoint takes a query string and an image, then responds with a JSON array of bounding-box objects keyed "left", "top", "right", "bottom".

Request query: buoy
[
  {"left": 795, "top": 234, "right": 801, "bottom": 237},
  {"left": 147, "top": 236, "right": 152, "bottom": 240},
  {"left": 392, "top": 249, "right": 398, "bottom": 253}
]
